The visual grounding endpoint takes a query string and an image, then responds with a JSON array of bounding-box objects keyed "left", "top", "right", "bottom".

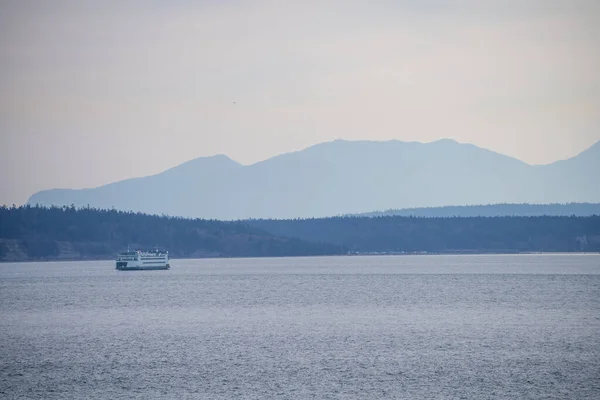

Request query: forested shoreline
[
  {"left": 0, "top": 205, "right": 342, "bottom": 261},
  {"left": 1, "top": 205, "right": 599, "bottom": 261},
  {"left": 247, "top": 215, "right": 600, "bottom": 253}
]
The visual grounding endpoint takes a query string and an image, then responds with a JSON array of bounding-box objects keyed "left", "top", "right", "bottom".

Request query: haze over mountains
[{"left": 27, "top": 139, "right": 600, "bottom": 220}]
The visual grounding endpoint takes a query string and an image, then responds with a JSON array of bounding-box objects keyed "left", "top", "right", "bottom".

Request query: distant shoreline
[
  {"left": 2, "top": 251, "right": 598, "bottom": 264},
  {"left": 3, "top": 207, "right": 599, "bottom": 262}
]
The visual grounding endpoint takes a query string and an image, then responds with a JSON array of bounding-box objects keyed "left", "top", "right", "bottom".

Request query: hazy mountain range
[{"left": 27, "top": 139, "right": 600, "bottom": 220}]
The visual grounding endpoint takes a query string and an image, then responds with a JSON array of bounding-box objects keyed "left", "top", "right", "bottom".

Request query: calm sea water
[{"left": 1, "top": 254, "right": 599, "bottom": 399}]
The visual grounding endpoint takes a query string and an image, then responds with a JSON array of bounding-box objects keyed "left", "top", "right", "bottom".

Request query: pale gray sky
[{"left": 1, "top": 0, "right": 599, "bottom": 205}]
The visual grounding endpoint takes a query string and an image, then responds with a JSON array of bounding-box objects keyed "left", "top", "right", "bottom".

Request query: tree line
[
  {"left": 351, "top": 202, "right": 600, "bottom": 218},
  {"left": 247, "top": 215, "right": 600, "bottom": 253},
  {"left": 0, "top": 205, "right": 343, "bottom": 260},
  {"left": 2, "top": 205, "right": 599, "bottom": 261}
]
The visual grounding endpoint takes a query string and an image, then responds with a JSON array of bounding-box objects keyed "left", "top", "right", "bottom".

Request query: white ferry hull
[
  {"left": 116, "top": 264, "right": 170, "bottom": 271},
  {"left": 115, "top": 249, "right": 170, "bottom": 271}
]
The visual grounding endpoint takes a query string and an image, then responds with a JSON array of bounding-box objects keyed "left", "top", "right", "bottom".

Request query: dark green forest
[
  {"left": 0, "top": 205, "right": 342, "bottom": 261},
  {"left": 2, "top": 205, "right": 599, "bottom": 261},
  {"left": 248, "top": 215, "right": 600, "bottom": 253}
]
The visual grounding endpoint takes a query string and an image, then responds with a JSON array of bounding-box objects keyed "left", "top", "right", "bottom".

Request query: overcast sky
[{"left": 1, "top": 0, "right": 599, "bottom": 205}]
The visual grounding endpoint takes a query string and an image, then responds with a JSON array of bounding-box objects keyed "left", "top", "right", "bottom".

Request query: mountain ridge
[{"left": 27, "top": 138, "right": 600, "bottom": 219}]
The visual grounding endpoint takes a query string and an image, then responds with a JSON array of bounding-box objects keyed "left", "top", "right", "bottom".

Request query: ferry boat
[{"left": 115, "top": 248, "right": 170, "bottom": 271}]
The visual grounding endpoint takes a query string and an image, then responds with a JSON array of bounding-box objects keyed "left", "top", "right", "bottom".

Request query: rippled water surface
[{"left": 1, "top": 254, "right": 599, "bottom": 399}]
